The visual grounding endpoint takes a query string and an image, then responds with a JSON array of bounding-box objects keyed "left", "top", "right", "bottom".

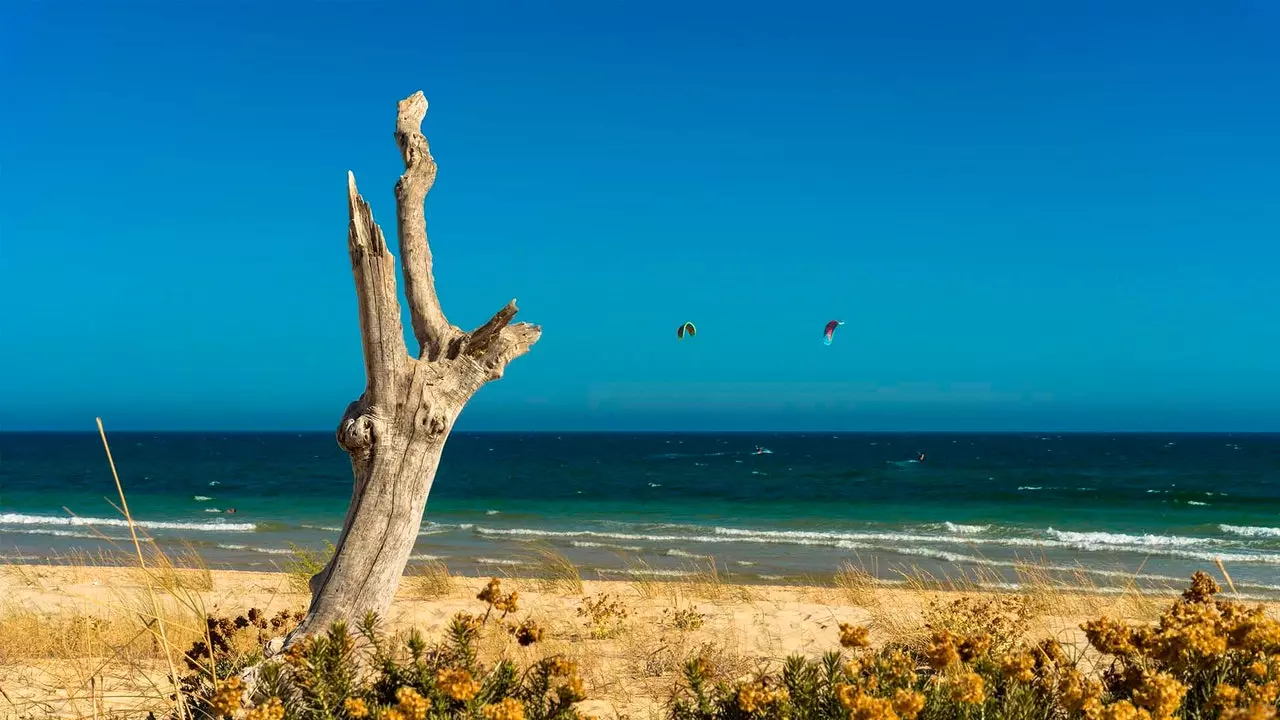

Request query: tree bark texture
[{"left": 284, "top": 91, "right": 540, "bottom": 644}]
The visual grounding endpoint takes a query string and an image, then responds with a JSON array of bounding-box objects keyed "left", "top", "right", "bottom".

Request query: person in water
[{"left": 917, "top": 452, "right": 925, "bottom": 462}]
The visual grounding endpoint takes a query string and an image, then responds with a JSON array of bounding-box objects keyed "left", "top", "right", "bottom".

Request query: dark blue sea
[{"left": 2, "top": 432, "right": 1278, "bottom": 596}]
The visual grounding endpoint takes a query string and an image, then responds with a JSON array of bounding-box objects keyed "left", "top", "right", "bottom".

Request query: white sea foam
[
  {"left": 1220, "top": 525, "right": 1280, "bottom": 538},
  {"left": 0, "top": 513, "right": 255, "bottom": 532},
  {"left": 569, "top": 541, "right": 644, "bottom": 552},
  {"left": 0, "top": 527, "right": 147, "bottom": 542},
  {"left": 666, "top": 548, "right": 713, "bottom": 559},
  {"left": 1045, "top": 529, "right": 1220, "bottom": 548},
  {"left": 596, "top": 567, "right": 694, "bottom": 578},
  {"left": 475, "top": 557, "right": 525, "bottom": 566},
  {"left": 942, "top": 522, "right": 991, "bottom": 535},
  {"left": 215, "top": 544, "right": 291, "bottom": 555}
]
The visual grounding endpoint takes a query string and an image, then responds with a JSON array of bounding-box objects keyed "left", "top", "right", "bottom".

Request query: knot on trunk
[{"left": 337, "top": 412, "right": 376, "bottom": 458}]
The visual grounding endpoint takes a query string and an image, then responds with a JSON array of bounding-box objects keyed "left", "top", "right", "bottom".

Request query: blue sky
[{"left": 2, "top": 0, "right": 1277, "bottom": 432}]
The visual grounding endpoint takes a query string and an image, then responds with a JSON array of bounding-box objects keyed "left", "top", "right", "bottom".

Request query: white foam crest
[
  {"left": 301, "top": 524, "right": 343, "bottom": 533},
  {"left": 214, "top": 544, "right": 291, "bottom": 555},
  {"left": 596, "top": 567, "right": 694, "bottom": 578},
  {"left": 0, "top": 527, "right": 147, "bottom": 542},
  {"left": 1046, "top": 529, "right": 1221, "bottom": 548},
  {"left": 410, "top": 554, "right": 444, "bottom": 561},
  {"left": 666, "top": 548, "right": 713, "bottom": 559},
  {"left": 1220, "top": 525, "right": 1280, "bottom": 538},
  {"left": 0, "top": 512, "right": 256, "bottom": 533},
  {"left": 943, "top": 522, "right": 991, "bottom": 535},
  {"left": 569, "top": 541, "right": 643, "bottom": 552},
  {"left": 476, "top": 557, "right": 525, "bottom": 566}
]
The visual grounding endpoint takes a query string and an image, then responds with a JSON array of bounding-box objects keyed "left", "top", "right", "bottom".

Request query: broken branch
[
  {"left": 347, "top": 171, "right": 408, "bottom": 404},
  {"left": 394, "top": 91, "right": 452, "bottom": 360}
]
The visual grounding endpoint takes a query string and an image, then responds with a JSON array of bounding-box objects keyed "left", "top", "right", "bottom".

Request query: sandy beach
[{"left": 5, "top": 560, "right": 1263, "bottom": 720}]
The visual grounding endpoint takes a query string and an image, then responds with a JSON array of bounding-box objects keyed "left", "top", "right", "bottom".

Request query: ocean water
[{"left": 2, "top": 432, "right": 1278, "bottom": 597}]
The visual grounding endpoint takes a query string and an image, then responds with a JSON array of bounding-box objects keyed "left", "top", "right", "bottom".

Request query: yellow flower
[
  {"left": 1213, "top": 684, "right": 1242, "bottom": 711},
  {"left": 1220, "top": 703, "right": 1278, "bottom": 720},
  {"left": 1083, "top": 616, "right": 1140, "bottom": 656},
  {"left": 839, "top": 623, "right": 871, "bottom": 648},
  {"left": 558, "top": 674, "right": 587, "bottom": 703},
  {"left": 958, "top": 633, "right": 991, "bottom": 662},
  {"left": 949, "top": 671, "right": 985, "bottom": 705},
  {"left": 838, "top": 688, "right": 898, "bottom": 720},
  {"left": 245, "top": 697, "right": 285, "bottom": 720},
  {"left": 396, "top": 687, "right": 431, "bottom": 720},
  {"left": 874, "top": 651, "right": 917, "bottom": 687},
  {"left": 891, "top": 689, "right": 925, "bottom": 720},
  {"left": 482, "top": 698, "right": 527, "bottom": 720},
  {"left": 1059, "top": 669, "right": 1103, "bottom": 714},
  {"left": 437, "top": 667, "right": 481, "bottom": 701},
  {"left": 209, "top": 676, "right": 244, "bottom": 718},
  {"left": 926, "top": 630, "right": 960, "bottom": 670},
  {"left": 1097, "top": 700, "right": 1152, "bottom": 720},
  {"left": 1182, "top": 570, "right": 1221, "bottom": 603},
  {"left": 547, "top": 657, "right": 577, "bottom": 677},
  {"left": 736, "top": 680, "right": 788, "bottom": 714},
  {"left": 478, "top": 577, "right": 503, "bottom": 604},
  {"left": 999, "top": 651, "right": 1036, "bottom": 682},
  {"left": 1132, "top": 671, "right": 1187, "bottom": 720},
  {"left": 344, "top": 697, "right": 370, "bottom": 719}
]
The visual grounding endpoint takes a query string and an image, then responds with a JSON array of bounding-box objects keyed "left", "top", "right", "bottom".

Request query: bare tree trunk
[{"left": 283, "top": 91, "right": 539, "bottom": 645}]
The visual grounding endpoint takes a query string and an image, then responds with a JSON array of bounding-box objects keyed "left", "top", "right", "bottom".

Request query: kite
[
  {"left": 677, "top": 321, "right": 697, "bottom": 339},
  {"left": 823, "top": 320, "right": 844, "bottom": 346}
]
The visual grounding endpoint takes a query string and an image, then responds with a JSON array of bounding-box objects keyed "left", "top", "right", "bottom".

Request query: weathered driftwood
[{"left": 284, "top": 91, "right": 539, "bottom": 644}]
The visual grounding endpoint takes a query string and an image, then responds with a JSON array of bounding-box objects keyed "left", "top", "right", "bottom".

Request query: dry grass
[
  {"left": 530, "top": 545, "right": 586, "bottom": 596},
  {"left": 403, "top": 559, "right": 457, "bottom": 599}
]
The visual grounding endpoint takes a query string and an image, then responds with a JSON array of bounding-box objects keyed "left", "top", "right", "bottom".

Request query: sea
[{"left": 2, "top": 432, "right": 1278, "bottom": 598}]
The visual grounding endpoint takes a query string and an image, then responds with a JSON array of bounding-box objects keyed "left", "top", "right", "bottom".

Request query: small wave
[
  {"left": 1017, "top": 486, "right": 1043, "bottom": 491},
  {"left": 485, "top": 510, "right": 501, "bottom": 516},
  {"left": 0, "top": 527, "right": 147, "bottom": 542},
  {"left": 0, "top": 513, "right": 256, "bottom": 533},
  {"left": 1220, "top": 525, "right": 1280, "bottom": 538},
  {"left": 410, "top": 554, "right": 444, "bottom": 561},
  {"left": 569, "top": 541, "right": 644, "bottom": 552},
  {"left": 1186, "top": 501, "right": 1209, "bottom": 506},
  {"left": 666, "top": 548, "right": 713, "bottom": 560},
  {"left": 301, "top": 524, "right": 343, "bottom": 533},
  {"left": 215, "top": 544, "right": 292, "bottom": 555},
  {"left": 476, "top": 557, "right": 525, "bottom": 566},
  {"left": 1045, "top": 529, "right": 1220, "bottom": 549},
  {"left": 596, "top": 567, "right": 694, "bottom": 578},
  {"left": 942, "top": 522, "right": 991, "bottom": 535},
  {"left": 193, "top": 496, "right": 213, "bottom": 502}
]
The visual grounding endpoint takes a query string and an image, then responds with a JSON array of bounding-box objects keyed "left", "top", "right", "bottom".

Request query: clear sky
[{"left": 2, "top": 0, "right": 1277, "bottom": 432}]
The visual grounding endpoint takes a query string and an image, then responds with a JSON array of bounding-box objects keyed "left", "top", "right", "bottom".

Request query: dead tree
[{"left": 285, "top": 91, "right": 540, "bottom": 644}]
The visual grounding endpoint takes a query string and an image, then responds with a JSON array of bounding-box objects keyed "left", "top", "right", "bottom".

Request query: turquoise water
[{"left": 2, "top": 432, "right": 1278, "bottom": 596}]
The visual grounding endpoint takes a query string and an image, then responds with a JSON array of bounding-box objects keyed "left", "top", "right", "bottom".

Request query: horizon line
[{"left": 2, "top": 428, "right": 1276, "bottom": 435}]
